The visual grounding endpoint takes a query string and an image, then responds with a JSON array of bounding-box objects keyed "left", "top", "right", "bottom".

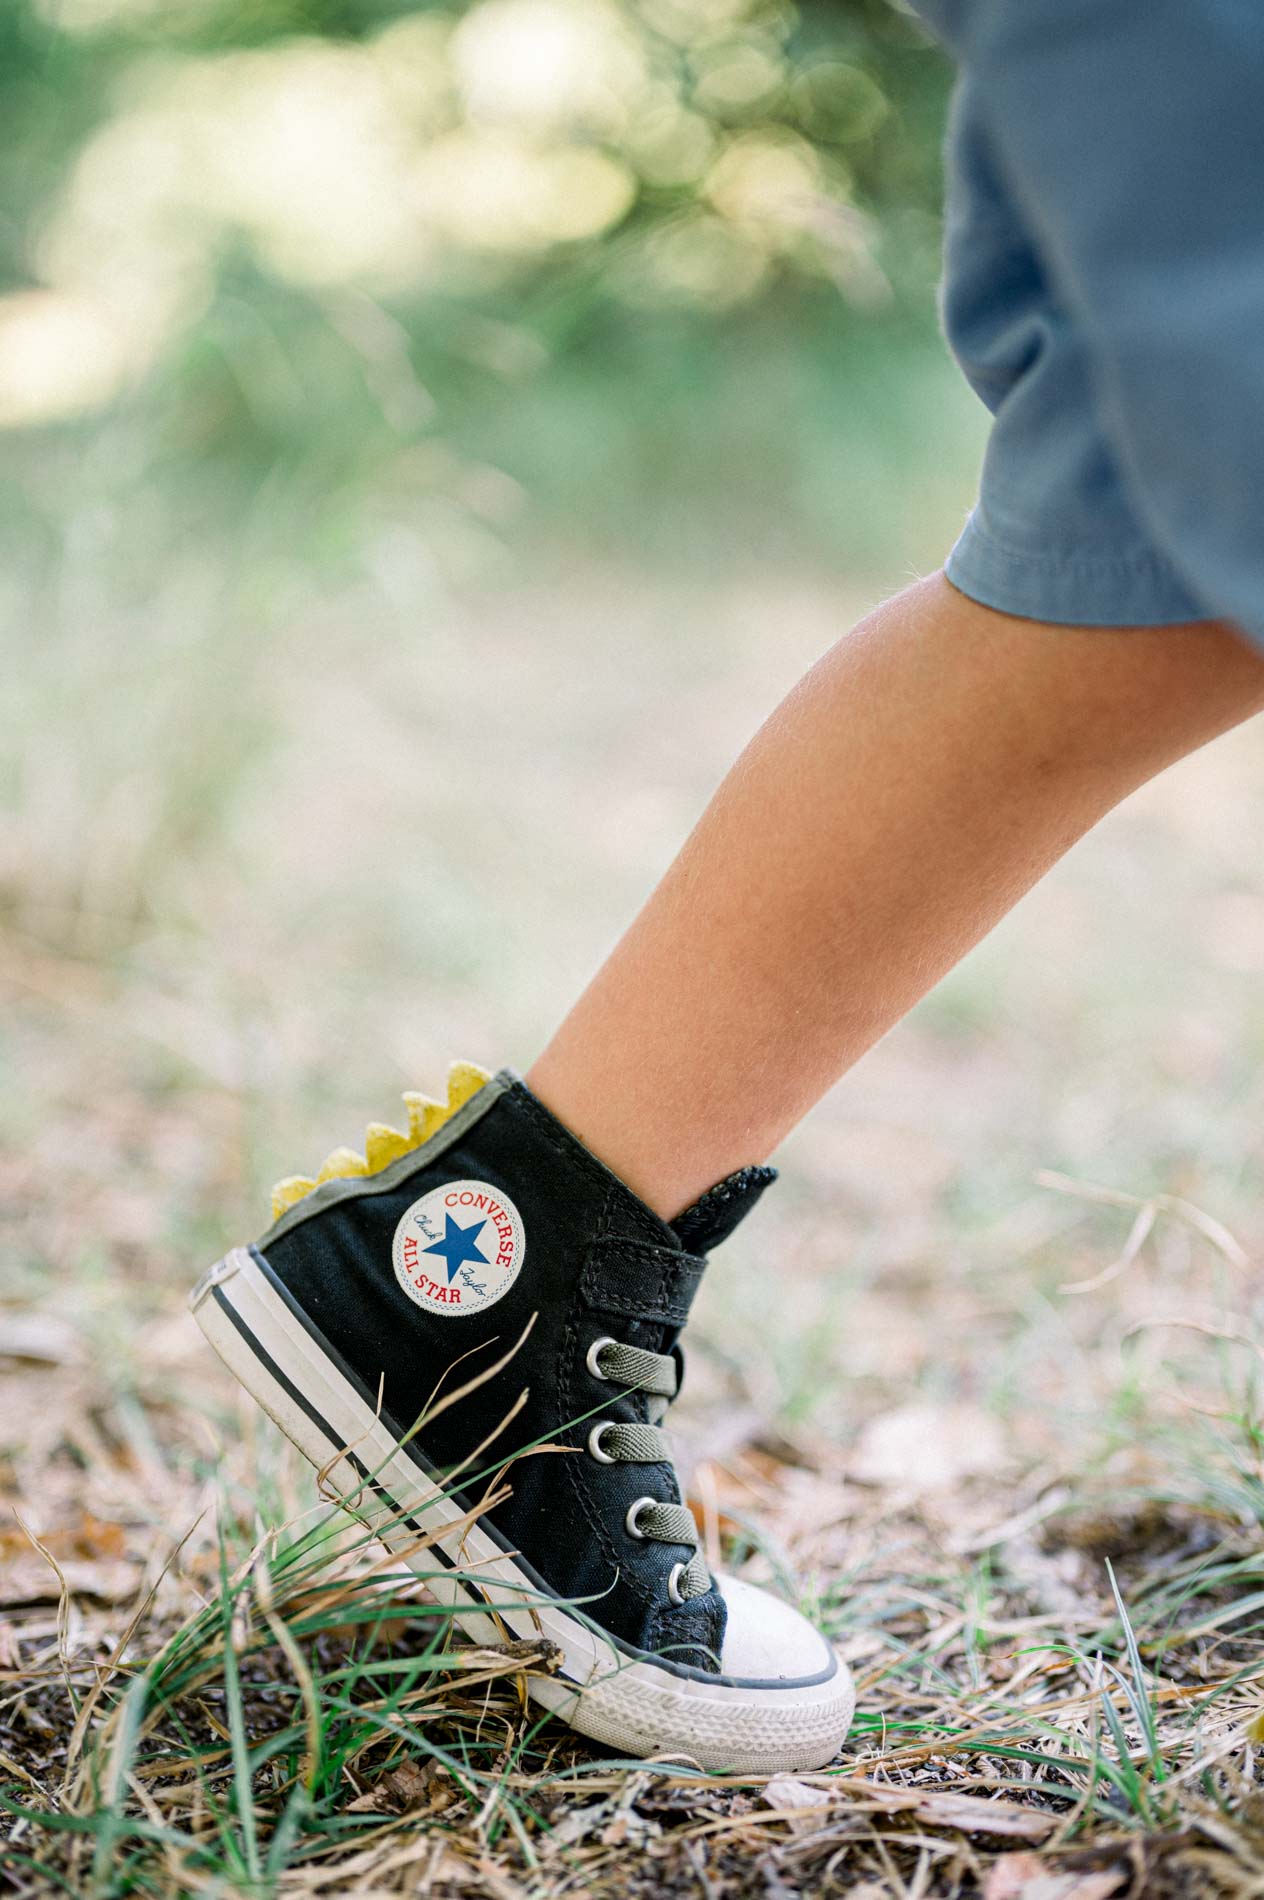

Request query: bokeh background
[
  {"left": 6, "top": 7, "right": 1264, "bottom": 1886},
  {"left": 7, "top": 0, "right": 1264, "bottom": 1518},
  {"left": 4, "top": 0, "right": 971, "bottom": 987},
  {"left": 2, "top": 0, "right": 985, "bottom": 1290}
]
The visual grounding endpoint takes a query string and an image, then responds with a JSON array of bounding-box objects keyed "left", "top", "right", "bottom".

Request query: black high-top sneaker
[{"left": 191, "top": 1065, "right": 854, "bottom": 1771}]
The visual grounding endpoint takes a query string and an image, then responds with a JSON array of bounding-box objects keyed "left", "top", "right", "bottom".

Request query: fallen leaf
[
  {"left": 455, "top": 1639, "right": 562, "bottom": 1675},
  {"left": 850, "top": 1404, "right": 1007, "bottom": 1492},
  {"left": 69, "top": 1513, "right": 128, "bottom": 1562},
  {"left": 346, "top": 1757, "right": 447, "bottom": 1815},
  {"left": 474, "top": 1859, "right": 529, "bottom": 1900},
  {"left": 909, "top": 1791, "right": 1058, "bottom": 1840},
  {"left": 760, "top": 1776, "right": 834, "bottom": 1835},
  {"left": 548, "top": 1800, "right": 617, "bottom": 1849},
  {"left": 600, "top": 1808, "right": 660, "bottom": 1848},
  {"left": 985, "top": 1858, "right": 1054, "bottom": 1900},
  {"left": 0, "top": 1556, "right": 139, "bottom": 1607},
  {"left": 984, "top": 1851, "right": 1127, "bottom": 1899},
  {"left": 0, "top": 1514, "right": 128, "bottom": 1564},
  {"left": 833, "top": 1783, "right": 1058, "bottom": 1841},
  {"left": 383, "top": 1758, "right": 436, "bottom": 1809},
  {"left": 344, "top": 1787, "right": 394, "bottom": 1816},
  {"left": 548, "top": 1779, "right": 661, "bottom": 1852},
  {"left": 0, "top": 1313, "right": 81, "bottom": 1365}
]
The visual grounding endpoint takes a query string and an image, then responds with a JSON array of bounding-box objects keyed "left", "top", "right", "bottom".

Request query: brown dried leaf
[
  {"left": 474, "top": 1859, "right": 529, "bottom": 1900},
  {"left": 456, "top": 1639, "right": 562, "bottom": 1674},
  {"left": 0, "top": 1314, "right": 81, "bottom": 1365},
  {"left": 760, "top": 1775, "right": 834, "bottom": 1835},
  {"left": 68, "top": 1513, "right": 129, "bottom": 1561},
  {"left": 984, "top": 1851, "right": 1127, "bottom": 1899},
  {"left": 599, "top": 1808, "right": 661, "bottom": 1849},
  {"left": 343, "top": 1785, "right": 396, "bottom": 1816},
  {"left": 851, "top": 1404, "right": 1007, "bottom": 1492},
  {"left": 907, "top": 1791, "right": 1058, "bottom": 1839},
  {"left": 0, "top": 1555, "right": 139, "bottom": 1607},
  {"left": 985, "top": 1858, "right": 1054, "bottom": 1900},
  {"left": 346, "top": 1757, "right": 448, "bottom": 1816},
  {"left": 0, "top": 1513, "right": 127, "bottom": 1564},
  {"left": 844, "top": 1783, "right": 1059, "bottom": 1840},
  {"left": 382, "top": 1758, "right": 437, "bottom": 1810}
]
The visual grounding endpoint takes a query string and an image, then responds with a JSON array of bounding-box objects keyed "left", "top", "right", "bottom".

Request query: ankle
[{"left": 524, "top": 1053, "right": 737, "bottom": 1223}]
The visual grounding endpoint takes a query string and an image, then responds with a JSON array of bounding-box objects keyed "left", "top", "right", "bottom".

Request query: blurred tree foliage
[{"left": 0, "top": 0, "right": 953, "bottom": 592}]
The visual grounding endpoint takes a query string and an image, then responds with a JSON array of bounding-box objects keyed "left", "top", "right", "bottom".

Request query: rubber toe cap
[{"left": 716, "top": 1572, "right": 838, "bottom": 1684}]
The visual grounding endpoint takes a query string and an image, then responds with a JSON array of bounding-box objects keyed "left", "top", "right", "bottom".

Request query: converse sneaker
[{"left": 191, "top": 1065, "right": 854, "bottom": 1772}]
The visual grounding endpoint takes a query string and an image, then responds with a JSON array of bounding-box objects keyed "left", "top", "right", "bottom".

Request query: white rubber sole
[{"left": 191, "top": 1247, "right": 855, "bottom": 1772}]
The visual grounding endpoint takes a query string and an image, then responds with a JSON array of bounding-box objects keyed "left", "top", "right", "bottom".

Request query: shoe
[{"left": 191, "top": 1064, "right": 854, "bottom": 1772}]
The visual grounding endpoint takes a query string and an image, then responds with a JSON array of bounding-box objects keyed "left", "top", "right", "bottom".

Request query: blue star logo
[{"left": 422, "top": 1213, "right": 490, "bottom": 1283}]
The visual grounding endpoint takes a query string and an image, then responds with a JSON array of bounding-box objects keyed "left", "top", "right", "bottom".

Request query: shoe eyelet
[
  {"left": 586, "top": 1336, "right": 617, "bottom": 1382},
  {"left": 666, "top": 1562, "right": 687, "bottom": 1606},
  {"left": 587, "top": 1420, "right": 618, "bottom": 1464},
  {"left": 625, "top": 1496, "right": 656, "bottom": 1540}
]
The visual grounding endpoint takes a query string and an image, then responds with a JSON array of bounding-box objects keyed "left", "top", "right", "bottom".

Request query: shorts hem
[{"left": 946, "top": 511, "right": 1208, "bottom": 628}]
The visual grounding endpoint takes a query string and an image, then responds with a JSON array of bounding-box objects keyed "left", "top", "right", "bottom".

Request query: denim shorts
[{"left": 912, "top": 0, "right": 1264, "bottom": 647}]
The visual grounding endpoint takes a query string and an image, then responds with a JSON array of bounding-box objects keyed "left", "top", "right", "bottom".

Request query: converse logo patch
[{"left": 392, "top": 1179, "right": 525, "bottom": 1317}]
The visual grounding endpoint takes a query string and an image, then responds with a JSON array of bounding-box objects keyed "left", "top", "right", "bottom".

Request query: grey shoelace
[{"left": 585, "top": 1336, "right": 711, "bottom": 1605}]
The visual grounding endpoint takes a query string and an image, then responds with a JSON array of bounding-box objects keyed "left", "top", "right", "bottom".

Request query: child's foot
[{"left": 192, "top": 1067, "right": 854, "bottom": 1771}]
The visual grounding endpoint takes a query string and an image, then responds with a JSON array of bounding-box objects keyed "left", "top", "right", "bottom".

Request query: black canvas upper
[{"left": 259, "top": 1072, "right": 776, "bottom": 1671}]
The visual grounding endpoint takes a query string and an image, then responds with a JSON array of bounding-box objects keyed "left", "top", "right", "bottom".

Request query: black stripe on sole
[{"left": 210, "top": 1281, "right": 579, "bottom": 1680}]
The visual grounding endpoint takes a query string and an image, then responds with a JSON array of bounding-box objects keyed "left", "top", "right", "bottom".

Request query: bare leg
[{"left": 528, "top": 574, "right": 1264, "bottom": 1219}]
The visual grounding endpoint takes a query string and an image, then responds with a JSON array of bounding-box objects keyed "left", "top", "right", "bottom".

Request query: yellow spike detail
[
  {"left": 271, "top": 1175, "right": 317, "bottom": 1221},
  {"left": 364, "top": 1122, "right": 411, "bottom": 1171},
  {"left": 403, "top": 1092, "right": 447, "bottom": 1147},
  {"left": 267, "top": 1061, "right": 493, "bottom": 1222},
  {"left": 316, "top": 1146, "right": 369, "bottom": 1184},
  {"left": 445, "top": 1061, "right": 491, "bottom": 1112}
]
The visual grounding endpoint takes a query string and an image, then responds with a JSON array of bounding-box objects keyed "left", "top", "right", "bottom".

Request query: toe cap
[{"left": 716, "top": 1572, "right": 837, "bottom": 1684}]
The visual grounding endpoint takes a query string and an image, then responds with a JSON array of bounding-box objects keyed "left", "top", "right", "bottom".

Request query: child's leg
[{"left": 528, "top": 573, "right": 1264, "bottom": 1219}]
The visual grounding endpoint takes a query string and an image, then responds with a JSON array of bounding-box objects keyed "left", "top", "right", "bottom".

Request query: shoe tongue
[{"left": 669, "top": 1165, "right": 777, "bottom": 1253}]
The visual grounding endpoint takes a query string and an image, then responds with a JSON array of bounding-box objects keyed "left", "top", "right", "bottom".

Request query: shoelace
[{"left": 584, "top": 1336, "right": 710, "bottom": 1605}]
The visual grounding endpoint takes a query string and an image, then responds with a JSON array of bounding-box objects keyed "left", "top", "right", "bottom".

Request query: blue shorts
[{"left": 914, "top": 0, "right": 1264, "bottom": 647}]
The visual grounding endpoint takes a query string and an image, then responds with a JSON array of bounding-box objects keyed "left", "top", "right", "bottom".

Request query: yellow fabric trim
[
  {"left": 364, "top": 1122, "right": 411, "bottom": 1171},
  {"left": 270, "top": 1175, "right": 317, "bottom": 1217},
  {"left": 316, "top": 1146, "right": 370, "bottom": 1184},
  {"left": 402, "top": 1092, "right": 447, "bottom": 1146},
  {"left": 445, "top": 1061, "right": 490, "bottom": 1112},
  {"left": 269, "top": 1061, "right": 493, "bottom": 1223}
]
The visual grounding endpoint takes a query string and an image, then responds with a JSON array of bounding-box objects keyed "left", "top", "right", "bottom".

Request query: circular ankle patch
[{"left": 392, "top": 1179, "right": 525, "bottom": 1318}]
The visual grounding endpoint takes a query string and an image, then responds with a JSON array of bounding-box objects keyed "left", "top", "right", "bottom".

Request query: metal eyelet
[
  {"left": 666, "top": 1562, "right": 687, "bottom": 1606},
  {"left": 586, "top": 1336, "right": 617, "bottom": 1381},
  {"left": 587, "top": 1420, "right": 618, "bottom": 1464},
  {"left": 625, "top": 1496, "right": 656, "bottom": 1540}
]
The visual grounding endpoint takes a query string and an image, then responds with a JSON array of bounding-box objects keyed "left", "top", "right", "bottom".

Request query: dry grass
[{"left": 5, "top": 563, "right": 1264, "bottom": 1897}]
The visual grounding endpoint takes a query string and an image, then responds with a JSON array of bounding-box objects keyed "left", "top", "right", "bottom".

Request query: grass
[
  {"left": 5, "top": 489, "right": 1264, "bottom": 1893},
  {"left": 9, "top": 1404, "right": 1264, "bottom": 1895}
]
